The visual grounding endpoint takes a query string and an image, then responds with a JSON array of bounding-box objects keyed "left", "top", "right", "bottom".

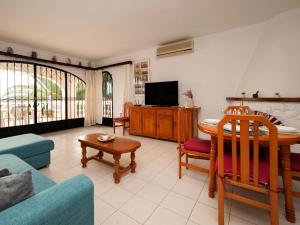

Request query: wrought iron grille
[
  {"left": 102, "top": 71, "right": 113, "bottom": 118},
  {"left": 0, "top": 61, "right": 85, "bottom": 128}
]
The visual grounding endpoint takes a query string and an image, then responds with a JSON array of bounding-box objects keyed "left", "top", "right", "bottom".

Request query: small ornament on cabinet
[
  {"left": 252, "top": 90, "right": 259, "bottom": 98},
  {"left": 183, "top": 89, "right": 194, "bottom": 108},
  {"left": 6, "top": 47, "right": 13, "bottom": 54},
  {"left": 31, "top": 51, "right": 38, "bottom": 58}
]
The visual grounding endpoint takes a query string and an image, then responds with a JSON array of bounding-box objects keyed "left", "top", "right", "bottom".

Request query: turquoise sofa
[
  {"left": 0, "top": 133, "right": 54, "bottom": 169},
  {"left": 0, "top": 154, "right": 94, "bottom": 225}
]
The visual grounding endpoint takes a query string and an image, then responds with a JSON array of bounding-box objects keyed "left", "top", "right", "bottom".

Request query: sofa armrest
[{"left": 0, "top": 174, "right": 94, "bottom": 225}]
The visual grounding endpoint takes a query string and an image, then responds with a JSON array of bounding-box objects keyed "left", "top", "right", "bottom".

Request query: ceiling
[{"left": 0, "top": 0, "right": 299, "bottom": 60}]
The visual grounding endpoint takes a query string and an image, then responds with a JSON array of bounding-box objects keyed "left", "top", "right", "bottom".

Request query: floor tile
[
  {"left": 230, "top": 201, "right": 269, "bottom": 225},
  {"left": 100, "top": 187, "right": 133, "bottom": 209},
  {"left": 93, "top": 178, "right": 115, "bottom": 197},
  {"left": 172, "top": 178, "right": 204, "bottom": 200},
  {"left": 186, "top": 220, "right": 200, "bottom": 225},
  {"left": 197, "top": 184, "right": 231, "bottom": 213},
  {"left": 102, "top": 211, "right": 140, "bottom": 225},
  {"left": 145, "top": 206, "right": 187, "bottom": 225},
  {"left": 137, "top": 183, "right": 169, "bottom": 204},
  {"left": 120, "top": 176, "right": 147, "bottom": 194},
  {"left": 190, "top": 203, "right": 229, "bottom": 225},
  {"left": 120, "top": 195, "right": 157, "bottom": 223},
  {"left": 151, "top": 173, "right": 178, "bottom": 190},
  {"left": 94, "top": 197, "right": 116, "bottom": 224},
  {"left": 229, "top": 215, "right": 255, "bottom": 225},
  {"left": 161, "top": 191, "right": 196, "bottom": 218}
]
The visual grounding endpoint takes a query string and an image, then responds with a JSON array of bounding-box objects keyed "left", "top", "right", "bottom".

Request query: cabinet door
[
  {"left": 130, "top": 108, "right": 142, "bottom": 134},
  {"left": 173, "top": 111, "right": 178, "bottom": 139},
  {"left": 142, "top": 109, "right": 157, "bottom": 137},
  {"left": 157, "top": 110, "right": 174, "bottom": 139}
]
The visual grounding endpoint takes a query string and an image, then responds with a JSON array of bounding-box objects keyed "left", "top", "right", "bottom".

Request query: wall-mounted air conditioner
[{"left": 156, "top": 40, "right": 194, "bottom": 58}]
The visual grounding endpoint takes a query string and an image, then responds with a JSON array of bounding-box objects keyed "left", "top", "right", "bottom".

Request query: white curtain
[
  {"left": 123, "top": 64, "right": 133, "bottom": 103},
  {"left": 84, "top": 70, "right": 103, "bottom": 126}
]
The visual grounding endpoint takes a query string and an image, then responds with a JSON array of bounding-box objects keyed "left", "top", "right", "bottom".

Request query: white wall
[
  {"left": 237, "top": 8, "right": 300, "bottom": 97},
  {"left": 96, "top": 23, "right": 264, "bottom": 122},
  {"left": 0, "top": 40, "right": 89, "bottom": 81}
]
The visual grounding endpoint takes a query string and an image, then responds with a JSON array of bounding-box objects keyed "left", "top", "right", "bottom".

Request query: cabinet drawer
[{"left": 157, "top": 109, "right": 173, "bottom": 116}]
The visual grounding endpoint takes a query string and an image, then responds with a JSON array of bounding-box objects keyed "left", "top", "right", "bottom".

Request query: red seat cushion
[
  {"left": 113, "top": 116, "right": 130, "bottom": 121},
  {"left": 290, "top": 153, "right": 300, "bottom": 172},
  {"left": 221, "top": 152, "right": 270, "bottom": 186},
  {"left": 183, "top": 139, "right": 211, "bottom": 153}
]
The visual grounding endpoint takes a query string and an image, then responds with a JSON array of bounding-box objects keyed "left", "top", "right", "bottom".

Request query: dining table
[{"left": 198, "top": 122, "right": 300, "bottom": 223}]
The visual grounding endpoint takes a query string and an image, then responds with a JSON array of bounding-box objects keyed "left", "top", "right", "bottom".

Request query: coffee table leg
[
  {"left": 81, "top": 144, "right": 87, "bottom": 168},
  {"left": 130, "top": 151, "right": 136, "bottom": 173},
  {"left": 113, "top": 154, "right": 121, "bottom": 184},
  {"left": 98, "top": 151, "right": 104, "bottom": 160}
]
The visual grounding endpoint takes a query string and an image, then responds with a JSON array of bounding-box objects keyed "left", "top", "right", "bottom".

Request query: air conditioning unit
[{"left": 156, "top": 40, "right": 194, "bottom": 58}]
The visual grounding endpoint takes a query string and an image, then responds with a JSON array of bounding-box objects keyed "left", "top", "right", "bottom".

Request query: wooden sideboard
[{"left": 129, "top": 106, "right": 200, "bottom": 141}]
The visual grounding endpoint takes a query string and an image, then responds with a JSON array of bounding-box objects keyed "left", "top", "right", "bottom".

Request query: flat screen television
[{"left": 145, "top": 81, "right": 178, "bottom": 106}]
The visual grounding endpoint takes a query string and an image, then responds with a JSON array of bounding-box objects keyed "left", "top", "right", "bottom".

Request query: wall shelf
[
  {"left": 0, "top": 50, "right": 132, "bottom": 70},
  {"left": 226, "top": 97, "right": 300, "bottom": 103}
]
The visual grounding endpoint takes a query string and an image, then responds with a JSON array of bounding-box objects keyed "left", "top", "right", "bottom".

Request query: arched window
[
  {"left": 102, "top": 71, "right": 113, "bottom": 126},
  {"left": 0, "top": 61, "right": 85, "bottom": 136}
]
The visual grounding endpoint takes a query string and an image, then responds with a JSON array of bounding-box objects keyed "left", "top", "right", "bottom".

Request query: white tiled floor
[{"left": 40, "top": 126, "right": 300, "bottom": 225}]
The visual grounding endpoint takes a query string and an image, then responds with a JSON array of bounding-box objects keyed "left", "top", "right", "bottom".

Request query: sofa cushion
[
  {"left": 221, "top": 152, "right": 270, "bottom": 186},
  {"left": 0, "top": 154, "right": 55, "bottom": 194},
  {"left": 0, "top": 134, "right": 54, "bottom": 159},
  {"left": 0, "top": 169, "right": 11, "bottom": 177},
  {"left": 0, "top": 170, "right": 34, "bottom": 211}
]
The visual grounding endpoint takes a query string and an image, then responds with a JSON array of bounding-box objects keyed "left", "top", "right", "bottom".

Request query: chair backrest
[
  {"left": 254, "top": 110, "right": 284, "bottom": 125},
  {"left": 217, "top": 114, "right": 278, "bottom": 190},
  {"left": 177, "top": 107, "right": 190, "bottom": 145},
  {"left": 224, "top": 105, "right": 252, "bottom": 115},
  {"left": 124, "top": 102, "right": 134, "bottom": 117}
]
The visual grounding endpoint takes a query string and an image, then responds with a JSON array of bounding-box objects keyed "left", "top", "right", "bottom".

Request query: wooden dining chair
[
  {"left": 113, "top": 102, "right": 133, "bottom": 135},
  {"left": 178, "top": 107, "right": 211, "bottom": 178},
  {"left": 217, "top": 114, "right": 279, "bottom": 225},
  {"left": 224, "top": 105, "right": 252, "bottom": 115},
  {"left": 285, "top": 153, "right": 300, "bottom": 198}
]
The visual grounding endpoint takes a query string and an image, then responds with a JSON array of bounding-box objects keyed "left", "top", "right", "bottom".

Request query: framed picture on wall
[{"left": 134, "top": 59, "right": 150, "bottom": 96}]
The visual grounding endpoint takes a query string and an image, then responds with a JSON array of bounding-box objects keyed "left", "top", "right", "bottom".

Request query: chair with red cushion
[
  {"left": 286, "top": 152, "right": 300, "bottom": 198},
  {"left": 113, "top": 102, "right": 133, "bottom": 135},
  {"left": 178, "top": 107, "right": 211, "bottom": 178},
  {"left": 217, "top": 114, "right": 279, "bottom": 225}
]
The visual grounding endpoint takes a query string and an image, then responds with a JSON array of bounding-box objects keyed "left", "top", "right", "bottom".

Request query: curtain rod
[{"left": 0, "top": 51, "right": 132, "bottom": 70}]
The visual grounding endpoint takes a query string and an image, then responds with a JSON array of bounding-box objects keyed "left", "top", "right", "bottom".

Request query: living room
[{"left": 0, "top": 1, "right": 300, "bottom": 225}]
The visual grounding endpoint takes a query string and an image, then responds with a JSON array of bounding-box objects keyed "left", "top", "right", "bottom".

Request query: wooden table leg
[
  {"left": 113, "top": 154, "right": 121, "bottom": 184},
  {"left": 281, "top": 145, "right": 296, "bottom": 223},
  {"left": 209, "top": 137, "right": 217, "bottom": 198},
  {"left": 81, "top": 144, "right": 87, "bottom": 168},
  {"left": 130, "top": 151, "right": 136, "bottom": 173},
  {"left": 98, "top": 151, "right": 104, "bottom": 160}
]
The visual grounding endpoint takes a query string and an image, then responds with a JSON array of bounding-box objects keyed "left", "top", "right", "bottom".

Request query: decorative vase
[{"left": 186, "top": 98, "right": 194, "bottom": 108}]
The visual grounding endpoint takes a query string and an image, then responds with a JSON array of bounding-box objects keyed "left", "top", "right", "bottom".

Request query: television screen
[{"left": 145, "top": 81, "right": 178, "bottom": 106}]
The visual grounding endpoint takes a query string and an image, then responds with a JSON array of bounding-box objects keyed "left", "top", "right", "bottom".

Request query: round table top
[
  {"left": 198, "top": 123, "right": 300, "bottom": 145},
  {"left": 78, "top": 133, "right": 141, "bottom": 154}
]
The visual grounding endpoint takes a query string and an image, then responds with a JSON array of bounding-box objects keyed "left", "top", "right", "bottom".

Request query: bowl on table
[{"left": 97, "top": 133, "right": 115, "bottom": 142}]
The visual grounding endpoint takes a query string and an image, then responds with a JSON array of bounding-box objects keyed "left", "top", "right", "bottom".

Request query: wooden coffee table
[{"left": 78, "top": 133, "right": 141, "bottom": 183}]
